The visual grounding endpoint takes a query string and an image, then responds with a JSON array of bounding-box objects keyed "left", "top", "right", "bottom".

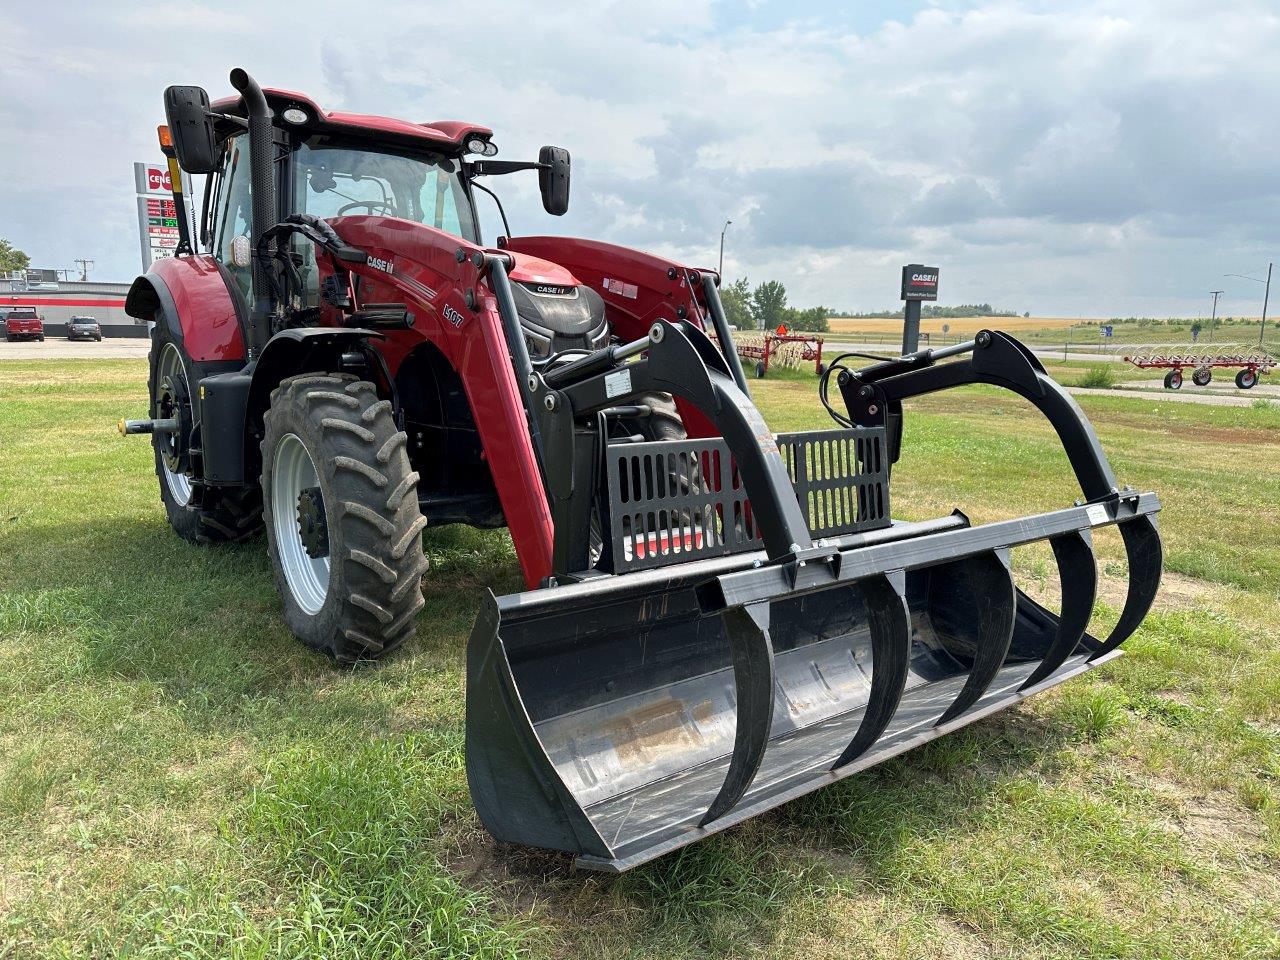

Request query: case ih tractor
[{"left": 121, "top": 69, "right": 1162, "bottom": 872}]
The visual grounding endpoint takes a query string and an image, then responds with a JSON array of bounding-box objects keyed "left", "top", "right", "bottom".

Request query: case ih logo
[
  {"left": 366, "top": 255, "right": 394, "bottom": 275},
  {"left": 443, "top": 304, "right": 465, "bottom": 328},
  {"left": 533, "top": 284, "right": 573, "bottom": 296},
  {"left": 901, "top": 264, "right": 940, "bottom": 302}
]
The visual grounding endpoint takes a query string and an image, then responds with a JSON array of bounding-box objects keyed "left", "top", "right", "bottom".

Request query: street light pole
[
  {"left": 1209, "top": 290, "right": 1224, "bottom": 341},
  {"left": 718, "top": 219, "right": 732, "bottom": 277}
]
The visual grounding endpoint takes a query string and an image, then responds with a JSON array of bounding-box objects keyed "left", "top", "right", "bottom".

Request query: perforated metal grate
[{"left": 605, "top": 427, "right": 890, "bottom": 573}]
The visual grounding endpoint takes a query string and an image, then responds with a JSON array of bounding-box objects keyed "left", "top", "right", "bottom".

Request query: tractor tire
[
  {"left": 150, "top": 326, "right": 262, "bottom": 545},
  {"left": 1192, "top": 366, "right": 1212, "bottom": 386},
  {"left": 1236, "top": 368, "right": 1258, "bottom": 389},
  {"left": 1164, "top": 370, "right": 1182, "bottom": 390},
  {"left": 261, "top": 374, "right": 427, "bottom": 662}
]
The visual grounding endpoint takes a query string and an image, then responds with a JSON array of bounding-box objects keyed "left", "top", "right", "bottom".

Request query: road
[
  {"left": 4, "top": 337, "right": 1273, "bottom": 408},
  {"left": 825, "top": 339, "right": 1122, "bottom": 362},
  {"left": 0, "top": 338, "right": 151, "bottom": 360}
]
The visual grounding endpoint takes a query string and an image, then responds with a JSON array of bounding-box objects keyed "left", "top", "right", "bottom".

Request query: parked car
[
  {"left": 67, "top": 316, "right": 103, "bottom": 341},
  {"left": 4, "top": 308, "right": 44, "bottom": 342}
]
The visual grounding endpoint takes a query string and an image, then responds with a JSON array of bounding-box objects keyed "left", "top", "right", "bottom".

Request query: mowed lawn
[{"left": 1, "top": 357, "right": 1278, "bottom": 960}]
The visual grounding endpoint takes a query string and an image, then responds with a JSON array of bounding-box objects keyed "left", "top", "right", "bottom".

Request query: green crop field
[{"left": 2, "top": 358, "right": 1278, "bottom": 959}]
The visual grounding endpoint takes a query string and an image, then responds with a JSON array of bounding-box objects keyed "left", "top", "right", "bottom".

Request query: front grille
[{"left": 604, "top": 427, "right": 891, "bottom": 573}]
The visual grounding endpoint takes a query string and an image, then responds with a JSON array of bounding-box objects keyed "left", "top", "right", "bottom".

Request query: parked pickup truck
[
  {"left": 67, "top": 315, "right": 103, "bottom": 341},
  {"left": 5, "top": 308, "right": 45, "bottom": 342}
]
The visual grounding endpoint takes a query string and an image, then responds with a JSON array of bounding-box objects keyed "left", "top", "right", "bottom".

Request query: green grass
[{"left": 2, "top": 357, "right": 1279, "bottom": 959}]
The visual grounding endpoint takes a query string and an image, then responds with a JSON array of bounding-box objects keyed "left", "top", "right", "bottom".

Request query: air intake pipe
[{"left": 229, "top": 67, "right": 277, "bottom": 358}]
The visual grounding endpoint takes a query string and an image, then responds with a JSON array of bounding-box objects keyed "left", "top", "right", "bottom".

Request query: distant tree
[
  {"left": 751, "top": 280, "right": 788, "bottom": 331},
  {"left": 720, "top": 277, "right": 753, "bottom": 330},
  {"left": 782, "top": 304, "right": 830, "bottom": 333},
  {"left": 1024, "top": 311, "right": 1030, "bottom": 318},
  {"left": 0, "top": 238, "right": 30, "bottom": 273}
]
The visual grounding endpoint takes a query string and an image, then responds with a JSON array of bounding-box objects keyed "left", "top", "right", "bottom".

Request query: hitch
[{"left": 118, "top": 417, "right": 178, "bottom": 436}]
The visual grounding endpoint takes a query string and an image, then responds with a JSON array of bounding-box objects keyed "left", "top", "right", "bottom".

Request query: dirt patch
[
  {"left": 1101, "top": 570, "right": 1216, "bottom": 613},
  {"left": 1179, "top": 796, "right": 1266, "bottom": 850}
]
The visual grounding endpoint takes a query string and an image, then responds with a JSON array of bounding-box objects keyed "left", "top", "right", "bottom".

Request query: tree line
[
  {"left": 837, "top": 303, "right": 1024, "bottom": 319},
  {"left": 719, "top": 278, "right": 831, "bottom": 332}
]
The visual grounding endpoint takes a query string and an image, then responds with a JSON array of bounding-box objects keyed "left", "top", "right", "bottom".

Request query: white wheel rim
[
  {"left": 272, "top": 433, "right": 330, "bottom": 615},
  {"left": 157, "top": 343, "right": 193, "bottom": 507}
]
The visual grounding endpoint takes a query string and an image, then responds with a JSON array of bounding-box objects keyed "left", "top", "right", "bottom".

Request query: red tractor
[{"left": 121, "top": 70, "right": 1162, "bottom": 872}]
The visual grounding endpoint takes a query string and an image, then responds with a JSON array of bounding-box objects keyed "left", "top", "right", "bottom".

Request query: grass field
[{"left": 2, "top": 358, "right": 1279, "bottom": 959}]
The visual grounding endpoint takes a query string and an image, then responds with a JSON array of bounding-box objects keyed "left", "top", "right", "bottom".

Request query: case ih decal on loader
[{"left": 120, "top": 69, "right": 1162, "bottom": 872}]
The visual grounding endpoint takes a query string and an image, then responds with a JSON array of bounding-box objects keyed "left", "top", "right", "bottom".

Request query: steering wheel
[{"left": 335, "top": 199, "right": 395, "bottom": 216}]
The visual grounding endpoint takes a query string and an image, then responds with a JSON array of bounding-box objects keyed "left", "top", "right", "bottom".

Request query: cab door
[{"left": 208, "top": 136, "right": 255, "bottom": 306}]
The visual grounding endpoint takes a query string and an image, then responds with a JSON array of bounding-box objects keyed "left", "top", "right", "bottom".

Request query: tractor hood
[{"left": 505, "top": 251, "right": 581, "bottom": 292}]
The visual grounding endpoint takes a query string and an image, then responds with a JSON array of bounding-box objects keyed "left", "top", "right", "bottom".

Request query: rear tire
[
  {"left": 150, "top": 326, "right": 262, "bottom": 544},
  {"left": 1164, "top": 370, "right": 1182, "bottom": 390},
  {"left": 1236, "top": 368, "right": 1258, "bottom": 389},
  {"left": 261, "top": 374, "right": 427, "bottom": 662}
]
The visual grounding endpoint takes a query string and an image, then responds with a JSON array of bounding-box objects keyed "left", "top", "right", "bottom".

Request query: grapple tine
[
  {"left": 936, "top": 549, "right": 1016, "bottom": 725},
  {"left": 832, "top": 571, "right": 910, "bottom": 769},
  {"left": 699, "top": 602, "right": 775, "bottom": 826},
  {"left": 1021, "top": 529, "right": 1097, "bottom": 689},
  {"left": 1088, "top": 513, "right": 1162, "bottom": 660}
]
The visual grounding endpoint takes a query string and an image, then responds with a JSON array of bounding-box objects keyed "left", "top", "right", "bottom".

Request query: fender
[
  {"left": 237, "top": 327, "right": 386, "bottom": 479},
  {"left": 125, "top": 255, "right": 248, "bottom": 363}
]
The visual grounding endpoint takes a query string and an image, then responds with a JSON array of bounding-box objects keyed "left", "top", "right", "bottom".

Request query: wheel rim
[
  {"left": 272, "top": 433, "right": 330, "bottom": 615},
  {"left": 157, "top": 343, "right": 193, "bottom": 507}
]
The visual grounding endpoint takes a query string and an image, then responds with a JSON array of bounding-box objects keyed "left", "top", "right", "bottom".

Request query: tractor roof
[{"left": 210, "top": 87, "right": 493, "bottom": 154}]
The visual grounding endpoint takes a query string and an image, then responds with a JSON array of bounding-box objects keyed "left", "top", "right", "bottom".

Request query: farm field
[
  {"left": 826, "top": 315, "right": 1278, "bottom": 354},
  {"left": 2, "top": 357, "right": 1279, "bottom": 959}
]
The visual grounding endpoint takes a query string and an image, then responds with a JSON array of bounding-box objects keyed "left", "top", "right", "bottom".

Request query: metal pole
[
  {"left": 902, "top": 300, "right": 921, "bottom": 354},
  {"left": 1261, "top": 262, "right": 1272, "bottom": 346},
  {"left": 1209, "top": 290, "right": 1223, "bottom": 342},
  {"left": 718, "top": 219, "right": 732, "bottom": 277}
]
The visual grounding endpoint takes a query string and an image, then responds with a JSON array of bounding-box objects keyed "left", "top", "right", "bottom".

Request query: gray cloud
[{"left": 1, "top": 0, "right": 1277, "bottom": 316}]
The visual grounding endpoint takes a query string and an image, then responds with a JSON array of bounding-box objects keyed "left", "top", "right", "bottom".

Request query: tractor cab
[{"left": 190, "top": 86, "right": 584, "bottom": 350}]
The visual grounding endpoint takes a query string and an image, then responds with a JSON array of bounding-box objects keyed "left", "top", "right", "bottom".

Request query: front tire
[{"left": 261, "top": 374, "right": 427, "bottom": 662}]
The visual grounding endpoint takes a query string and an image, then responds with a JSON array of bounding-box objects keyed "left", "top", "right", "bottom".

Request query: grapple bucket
[
  {"left": 467, "top": 497, "right": 1159, "bottom": 871},
  {"left": 465, "top": 328, "right": 1162, "bottom": 871}
]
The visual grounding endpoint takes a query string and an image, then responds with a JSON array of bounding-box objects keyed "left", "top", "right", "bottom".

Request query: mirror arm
[{"left": 466, "top": 160, "right": 548, "bottom": 177}]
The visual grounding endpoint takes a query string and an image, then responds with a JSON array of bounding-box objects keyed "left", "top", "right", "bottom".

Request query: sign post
[{"left": 900, "top": 264, "right": 939, "bottom": 354}]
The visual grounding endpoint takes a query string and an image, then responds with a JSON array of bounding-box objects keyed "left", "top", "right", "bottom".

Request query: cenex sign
[{"left": 133, "top": 162, "right": 190, "bottom": 269}]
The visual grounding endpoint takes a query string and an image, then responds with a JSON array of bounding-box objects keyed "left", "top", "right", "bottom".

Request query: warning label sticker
[
  {"left": 603, "top": 277, "right": 638, "bottom": 300},
  {"left": 605, "top": 367, "right": 633, "bottom": 399}
]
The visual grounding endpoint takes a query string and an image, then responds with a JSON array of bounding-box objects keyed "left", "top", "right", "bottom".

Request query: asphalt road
[
  {"left": 825, "top": 340, "right": 1123, "bottom": 362},
  {"left": 0, "top": 338, "right": 151, "bottom": 360}
]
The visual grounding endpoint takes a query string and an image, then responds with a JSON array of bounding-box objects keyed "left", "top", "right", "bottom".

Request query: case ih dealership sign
[{"left": 133, "top": 162, "right": 190, "bottom": 269}]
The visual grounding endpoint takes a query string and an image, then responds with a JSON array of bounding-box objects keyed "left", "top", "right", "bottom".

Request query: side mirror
[
  {"left": 538, "top": 146, "right": 570, "bottom": 216},
  {"left": 164, "top": 86, "right": 219, "bottom": 174}
]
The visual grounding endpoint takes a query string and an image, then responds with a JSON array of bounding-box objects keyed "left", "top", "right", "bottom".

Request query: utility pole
[
  {"left": 718, "top": 219, "right": 732, "bottom": 277},
  {"left": 74, "top": 258, "right": 94, "bottom": 282},
  {"left": 1225, "top": 263, "right": 1273, "bottom": 345},
  {"left": 1261, "top": 262, "right": 1272, "bottom": 346},
  {"left": 1209, "top": 290, "right": 1224, "bottom": 341}
]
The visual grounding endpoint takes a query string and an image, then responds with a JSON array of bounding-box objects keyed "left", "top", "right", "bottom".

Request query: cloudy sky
[{"left": 2, "top": 0, "right": 1277, "bottom": 317}]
